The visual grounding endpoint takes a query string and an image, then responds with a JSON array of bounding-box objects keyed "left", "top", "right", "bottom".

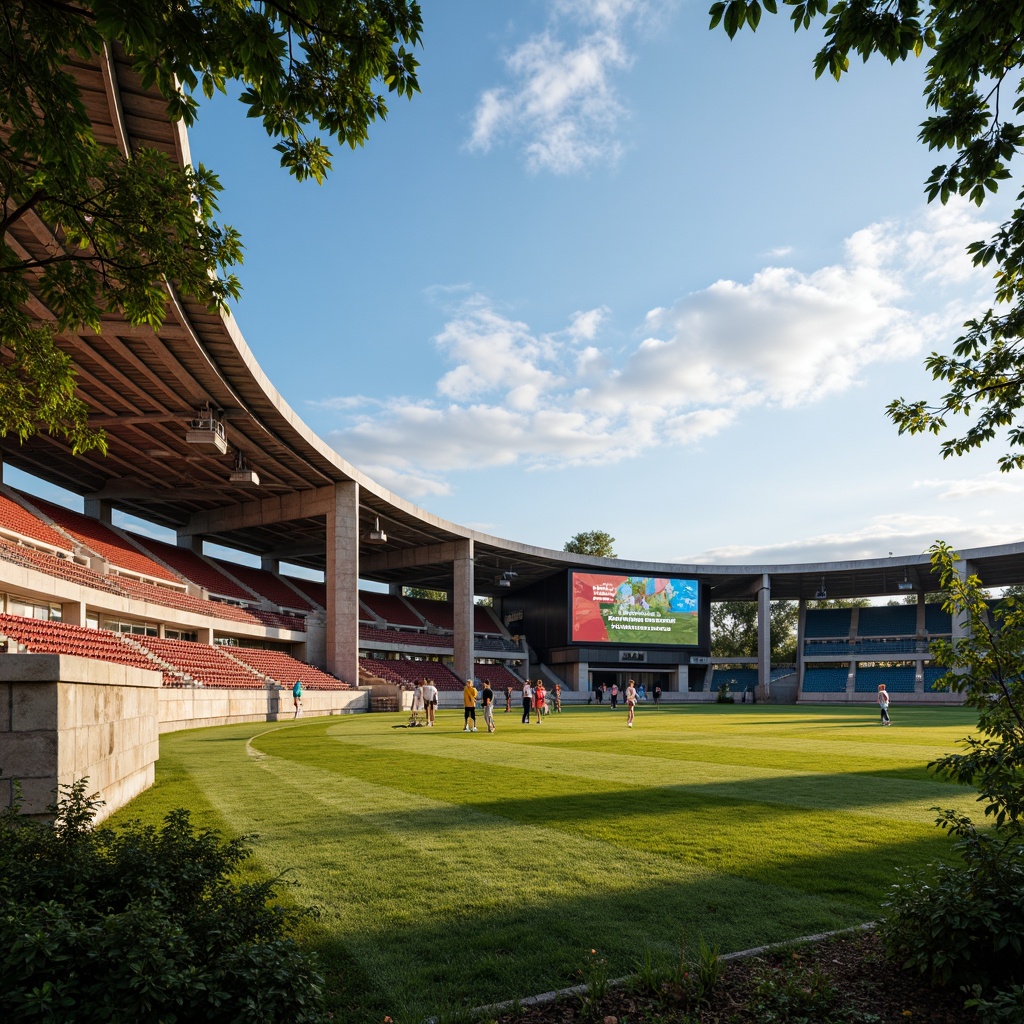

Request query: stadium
[
  {"left": 1, "top": 40, "right": 1023, "bottom": 819},
  {"left": 6, "top": 25, "right": 1024, "bottom": 1024}
]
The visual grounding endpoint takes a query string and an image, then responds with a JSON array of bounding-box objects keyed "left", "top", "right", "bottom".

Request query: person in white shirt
[
  {"left": 522, "top": 680, "right": 533, "bottom": 724},
  {"left": 410, "top": 682, "right": 424, "bottom": 726},
  {"left": 625, "top": 679, "right": 638, "bottom": 728},
  {"left": 421, "top": 680, "right": 438, "bottom": 727}
]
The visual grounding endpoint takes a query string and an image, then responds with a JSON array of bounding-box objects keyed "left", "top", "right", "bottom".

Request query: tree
[
  {"left": 711, "top": 599, "right": 798, "bottom": 662},
  {"left": 1, "top": 0, "right": 422, "bottom": 452},
  {"left": 403, "top": 586, "right": 446, "bottom": 602},
  {"left": 564, "top": 531, "right": 617, "bottom": 557},
  {"left": 879, "top": 542, "right": 1024, "bottom": 1015},
  {"left": 709, "top": 1, "right": 1024, "bottom": 472}
]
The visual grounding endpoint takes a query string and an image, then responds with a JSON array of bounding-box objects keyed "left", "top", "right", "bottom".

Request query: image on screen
[{"left": 571, "top": 573, "right": 700, "bottom": 645}]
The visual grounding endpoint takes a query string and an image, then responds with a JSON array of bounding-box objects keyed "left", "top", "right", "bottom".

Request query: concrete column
[
  {"left": 452, "top": 539, "right": 474, "bottom": 683},
  {"left": 326, "top": 481, "right": 360, "bottom": 685},
  {"left": 677, "top": 664, "right": 689, "bottom": 693},
  {"left": 61, "top": 601, "right": 85, "bottom": 626},
  {"left": 388, "top": 583, "right": 402, "bottom": 596},
  {"left": 571, "top": 661, "right": 588, "bottom": 690},
  {"left": 84, "top": 498, "right": 112, "bottom": 524},
  {"left": 796, "top": 597, "right": 807, "bottom": 695},
  {"left": 177, "top": 532, "right": 200, "bottom": 552},
  {"left": 757, "top": 574, "right": 771, "bottom": 699},
  {"left": 951, "top": 559, "right": 973, "bottom": 683},
  {"left": 196, "top": 625, "right": 213, "bottom": 645},
  {"left": 916, "top": 592, "right": 926, "bottom": 636},
  {"left": 261, "top": 555, "right": 280, "bottom": 573}
]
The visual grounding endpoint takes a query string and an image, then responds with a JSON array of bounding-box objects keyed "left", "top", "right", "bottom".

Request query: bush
[{"left": 0, "top": 779, "right": 326, "bottom": 1023}]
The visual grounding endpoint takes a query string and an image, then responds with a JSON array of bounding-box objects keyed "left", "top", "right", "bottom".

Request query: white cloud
[
  {"left": 321, "top": 202, "right": 996, "bottom": 494},
  {"left": 467, "top": 3, "right": 649, "bottom": 173},
  {"left": 914, "top": 473, "right": 1024, "bottom": 501},
  {"left": 682, "top": 513, "right": 1024, "bottom": 565}
]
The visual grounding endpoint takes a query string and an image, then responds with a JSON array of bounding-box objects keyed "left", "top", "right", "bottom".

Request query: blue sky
[{"left": 17, "top": 0, "right": 1024, "bottom": 569}]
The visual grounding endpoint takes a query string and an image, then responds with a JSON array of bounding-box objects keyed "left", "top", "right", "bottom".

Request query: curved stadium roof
[{"left": 6, "top": 43, "right": 1024, "bottom": 604}]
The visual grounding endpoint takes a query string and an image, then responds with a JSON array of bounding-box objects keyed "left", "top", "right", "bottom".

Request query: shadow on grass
[{"left": 299, "top": 829, "right": 956, "bottom": 1024}]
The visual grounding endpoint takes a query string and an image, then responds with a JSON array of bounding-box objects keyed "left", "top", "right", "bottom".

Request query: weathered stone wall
[
  {"left": 0, "top": 654, "right": 370, "bottom": 819},
  {"left": 0, "top": 654, "right": 160, "bottom": 820}
]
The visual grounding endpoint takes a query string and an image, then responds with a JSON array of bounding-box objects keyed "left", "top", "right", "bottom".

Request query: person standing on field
[
  {"left": 463, "top": 679, "right": 479, "bottom": 732},
  {"left": 482, "top": 682, "right": 496, "bottom": 733},
  {"left": 877, "top": 683, "right": 892, "bottom": 726},
  {"left": 505, "top": 685, "right": 513, "bottom": 713},
  {"left": 522, "top": 679, "right": 533, "bottom": 724},
  {"left": 422, "top": 679, "right": 438, "bottom": 727},
  {"left": 653, "top": 684, "right": 662, "bottom": 706},
  {"left": 610, "top": 683, "right": 618, "bottom": 710},
  {"left": 554, "top": 683, "right": 562, "bottom": 713},
  {"left": 292, "top": 679, "right": 303, "bottom": 718},
  {"left": 625, "top": 678, "right": 638, "bottom": 728},
  {"left": 534, "top": 680, "right": 547, "bottom": 724}
]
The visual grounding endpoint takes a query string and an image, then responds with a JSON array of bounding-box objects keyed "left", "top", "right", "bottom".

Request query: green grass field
[{"left": 115, "top": 704, "right": 980, "bottom": 1023}]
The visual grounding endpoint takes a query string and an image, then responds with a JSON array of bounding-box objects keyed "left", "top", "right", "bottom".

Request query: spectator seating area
[
  {"left": 0, "top": 612, "right": 346, "bottom": 690},
  {"left": 802, "top": 668, "right": 849, "bottom": 693},
  {"left": 473, "top": 663, "right": 523, "bottom": 689},
  {"left": 361, "top": 658, "right": 464, "bottom": 689},
  {"left": 212, "top": 559, "right": 315, "bottom": 612},
  {"left": 284, "top": 576, "right": 326, "bottom": 610},
  {"left": 711, "top": 668, "right": 757, "bottom": 692},
  {"left": 857, "top": 605, "right": 917, "bottom": 637},
  {"left": 359, "top": 591, "right": 423, "bottom": 627},
  {"left": 359, "top": 625, "right": 452, "bottom": 648},
  {"left": 0, "top": 492, "right": 72, "bottom": 551},
  {"left": 219, "top": 646, "right": 349, "bottom": 689},
  {"left": 855, "top": 666, "right": 917, "bottom": 693},
  {"left": 129, "top": 535, "right": 255, "bottom": 601},
  {"left": 804, "top": 608, "right": 852, "bottom": 639},
  {"left": 924, "top": 604, "right": 953, "bottom": 634}
]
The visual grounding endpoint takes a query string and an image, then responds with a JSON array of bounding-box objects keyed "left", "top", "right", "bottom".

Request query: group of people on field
[
  {"left": 518, "top": 679, "right": 561, "bottom": 723},
  {"left": 591, "top": 681, "right": 661, "bottom": 707}
]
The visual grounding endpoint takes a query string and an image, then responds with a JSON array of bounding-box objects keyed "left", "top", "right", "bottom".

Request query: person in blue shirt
[{"left": 292, "top": 679, "right": 303, "bottom": 718}]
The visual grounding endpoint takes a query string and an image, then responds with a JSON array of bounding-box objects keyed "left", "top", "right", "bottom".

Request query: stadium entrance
[{"left": 590, "top": 669, "right": 674, "bottom": 692}]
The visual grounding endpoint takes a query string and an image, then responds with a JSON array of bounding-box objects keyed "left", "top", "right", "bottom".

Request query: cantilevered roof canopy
[{"left": 5, "top": 43, "right": 1024, "bottom": 604}]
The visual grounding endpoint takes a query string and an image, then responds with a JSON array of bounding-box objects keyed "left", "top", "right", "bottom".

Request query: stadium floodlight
[
  {"left": 814, "top": 576, "right": 827, "bottom": 600},
  {"left": 185, "top": 404, "right": 228, "bottom": 454},
  {"left": 366, "top": 516, "right": 387, "bottom": 544},
  {"left": 498, "top": 578, "right": 512, "bottom": 588},
  {"left": 898, "top": 569, "right": 913, "bottom": 592}
]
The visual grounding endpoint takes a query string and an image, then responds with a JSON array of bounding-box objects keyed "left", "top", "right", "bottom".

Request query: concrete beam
[
  {"left": 183, "top": 486, "right": 337, "bottom": 535},
  {"left": 361, "top": 541, "right": 472, "bottom": 575}
]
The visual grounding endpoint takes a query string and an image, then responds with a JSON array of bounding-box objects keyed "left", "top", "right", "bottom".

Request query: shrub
[
  {"left": 879, "top": 542, "right": 1024, "bottom": 1008},
  {"left": 0, "top": 779, "right": 325, "bottom": 1023}
]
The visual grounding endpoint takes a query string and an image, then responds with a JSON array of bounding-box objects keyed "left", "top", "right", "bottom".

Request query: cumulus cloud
[
  {"left": 682, "top": 513, "right": 1024, "bottom": 565},
  {"left": 319, "top": 201, "right": 996, "bottom": 495},
  {"left": 466, "top": 2, "right": 656, "bottom": 172}
]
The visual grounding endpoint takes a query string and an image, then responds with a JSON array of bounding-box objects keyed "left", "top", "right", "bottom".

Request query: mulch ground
[{"left": 490, "top": 931, "right": 973, "bottom": 1024}]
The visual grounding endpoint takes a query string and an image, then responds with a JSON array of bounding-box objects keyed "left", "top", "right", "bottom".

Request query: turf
[{"left": 112, "top": 703, "right": 980, "bottom": 1024}]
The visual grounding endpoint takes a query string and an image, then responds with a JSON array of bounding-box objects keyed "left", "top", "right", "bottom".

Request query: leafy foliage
[
  {"left": 1, "top": 0, "right": 421, "bottom": 451},
  {"left": 563, "top": 530, "right": 617, "bottom": 557},
  {"left": 879, "top": 541, "right": 1024, "bottom": 1006},
  {"left": 0, "top": 779, "right": 325, "bottom": 1023},
  {"left": 709, "top": 0, "right": 1024, "bottom": 471},
  {"left": 711, "top": 599, "right": 797, "bottom": 661}
]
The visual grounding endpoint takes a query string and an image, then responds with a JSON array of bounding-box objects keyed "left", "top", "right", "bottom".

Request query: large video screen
[{"left": 570, "top": 572, "right": 700, "bottom": 645}]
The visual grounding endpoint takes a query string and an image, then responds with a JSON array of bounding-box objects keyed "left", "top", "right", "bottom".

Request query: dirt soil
[{"left": 490, "top": 931, "right": 973, "bottom": 1024}]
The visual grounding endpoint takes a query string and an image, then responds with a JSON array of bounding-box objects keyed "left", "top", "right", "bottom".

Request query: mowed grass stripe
[
  {"left": 117, "top": 706, "right": 979, "bottom": 1024},
  {"left": 278, "top": 717, "right": 975, "bottom": 824}
]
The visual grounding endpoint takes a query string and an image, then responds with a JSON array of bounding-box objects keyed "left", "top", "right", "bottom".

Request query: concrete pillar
[
  {"left": 452, "top": 539, "right": 474, "bottom": 683},
  {"left": 61, "top": 601, "right": 85, "bottom": 626},
  {"left": 677, "top": 664, "right": 689, "bottom": 693},
  {"left": 757, "top": 574, "right": 771, "bottom": 699},
  {"left": 916, "top": 591, "right": 926, "bottom": 636},
  {"left": 570, "top": 661, "right": 588, "bottom": 690},
  {"left": 388, "top": 583, "right": 402, "bottom": 596},
  {"left": 261, "top": 555, "right": 280, "bottom": 573},
  {"left": 850, "top": 606, "right": 860, "bottom": 638},
  {"left": 177, "top": 532, "right": 200, "bottom": 552},
  {"left": 84, "top": 498, "right": 112, "bottom": 524},
  {"left": 326, "top": 482, "right": 360, "bottom": 686},
  {"left": 196, "top": 625, "right": 213, "bottom": 645},
  {"left": 796, "top": 597, "right": 807, "bottom": 695}
]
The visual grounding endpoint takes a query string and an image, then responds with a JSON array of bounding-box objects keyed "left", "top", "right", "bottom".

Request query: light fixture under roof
[
  {"left": 229, "top": 449, "right": 260, "bottom": 486},
  {"left": 185, "top": 403, "right": 227, "bottom": 455},
  {"left": 898, "top": 568, "right": 913, "bottom": 591},
  {"left": 814, "top": 575, "right": 828, "bottom": 600},
  {"left": 366, "top": 516, "right": 387, "bottom": 544}
]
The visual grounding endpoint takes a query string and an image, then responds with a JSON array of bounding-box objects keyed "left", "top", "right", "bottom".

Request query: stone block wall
[{"left": 0, "top": 655, "right": 160, "bottom": 820}]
